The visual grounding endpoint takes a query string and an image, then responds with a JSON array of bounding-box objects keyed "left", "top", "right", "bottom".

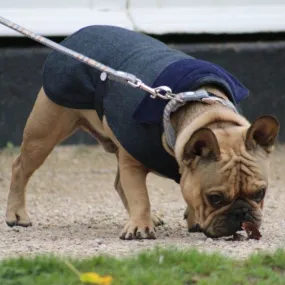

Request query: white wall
[
  {"left": 0, "top": 0, "right": 285, "bottom": 36},
  {"left": 0, "top": 0, "right": 132, "bottom": 36}
]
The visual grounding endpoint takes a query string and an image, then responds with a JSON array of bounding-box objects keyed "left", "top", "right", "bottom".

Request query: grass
[{"left": 1, "top": 248, "right": 285, "bottom": 285}]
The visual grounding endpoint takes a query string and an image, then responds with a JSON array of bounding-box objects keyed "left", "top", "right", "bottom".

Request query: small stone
[
  {"left": 12, "top": 228, "right": 20, "bottom": 233},
  {"left": 158, "top": 255, "right": 164, "bottom": 264},
  {"left": 95, "top": 239, "right": 103, "bottom": 245}
]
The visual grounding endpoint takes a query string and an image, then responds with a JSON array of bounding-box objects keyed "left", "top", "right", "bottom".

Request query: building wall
[{"left": 1, "top": 0, "right": 285, "bottom": 36}]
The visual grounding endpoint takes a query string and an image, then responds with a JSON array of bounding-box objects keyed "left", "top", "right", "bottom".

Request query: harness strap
[{"left": 163, "top": 90, "right": 238, "bottom": 149}]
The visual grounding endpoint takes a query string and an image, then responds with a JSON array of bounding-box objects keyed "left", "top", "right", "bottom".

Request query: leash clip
[
  {"left": 151, "top": 86, "right": 173, "bottom": 100},
  {"left": 127, "top": 79, "right": 142, "bottom": 88}
]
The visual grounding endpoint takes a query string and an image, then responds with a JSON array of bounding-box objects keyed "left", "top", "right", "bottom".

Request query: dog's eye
[
  {"left": 252, "top": 188, "right": 266, "bottom": 202},
  {"left": 207, "top": 194, "right": 224, "bottom": 207}
]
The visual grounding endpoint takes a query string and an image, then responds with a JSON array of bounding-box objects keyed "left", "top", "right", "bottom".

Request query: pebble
[{"left": 205, "top": 238, "right": 213, "bottom": 243}]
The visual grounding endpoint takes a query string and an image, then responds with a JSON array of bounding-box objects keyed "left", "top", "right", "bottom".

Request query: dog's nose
[{"left": 231, "top": 207, "right": 250, "bottom": 221}]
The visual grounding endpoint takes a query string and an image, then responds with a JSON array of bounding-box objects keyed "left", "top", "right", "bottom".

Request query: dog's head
[{"left": 176, "top": 115, "right": 279, "bottom": 238}]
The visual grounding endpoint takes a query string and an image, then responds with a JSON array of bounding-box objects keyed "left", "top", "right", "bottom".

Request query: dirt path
[{"left": 1, "top": 145, "right": 285, "bottom": 260}]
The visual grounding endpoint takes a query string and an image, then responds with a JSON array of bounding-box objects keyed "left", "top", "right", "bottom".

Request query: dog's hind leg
[
  {"left": 6, "top": 88, "right": 80, "bottom": 227},
  {"left": 114, "top": 164, "right": 129, "bottom": 212}
]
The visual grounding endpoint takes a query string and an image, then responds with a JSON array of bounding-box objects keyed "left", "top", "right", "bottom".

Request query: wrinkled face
[{"left": 179, "top": 116, "right": 279, "bottom": 238}]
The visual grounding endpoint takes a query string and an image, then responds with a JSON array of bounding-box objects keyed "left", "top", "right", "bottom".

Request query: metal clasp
[
  {"left": 151, "top": 86, "right": 173, "bottom": 99},
  {"left": 127, "top": 79, "right": 142, "bottom": 88}
]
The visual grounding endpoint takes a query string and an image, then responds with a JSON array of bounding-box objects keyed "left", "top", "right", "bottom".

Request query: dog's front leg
[{"left": 118, "top": 148, "right": 155, "bottom": 240}]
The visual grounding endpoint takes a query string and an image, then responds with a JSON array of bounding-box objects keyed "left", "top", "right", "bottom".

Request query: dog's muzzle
[{"left": 202, "top": 199, "right": 262, "bottom": 238}]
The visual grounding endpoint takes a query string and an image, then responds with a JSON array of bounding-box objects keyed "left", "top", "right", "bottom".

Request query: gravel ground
[{"left": 1, "top": 145, "right": 285, "bottom": 260}]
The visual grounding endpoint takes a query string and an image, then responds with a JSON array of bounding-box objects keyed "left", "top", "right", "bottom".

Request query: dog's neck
[
  {"left": 173, "top": 87, "right": 238, "bottom": 133},
  {"left": 162, "top": 86, "right": 250, "bottom": 158}
]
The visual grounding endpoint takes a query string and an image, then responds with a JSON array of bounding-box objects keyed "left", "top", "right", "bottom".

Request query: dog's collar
[{"left": 163, "top": 89, "right": 238, "bottom": 150}]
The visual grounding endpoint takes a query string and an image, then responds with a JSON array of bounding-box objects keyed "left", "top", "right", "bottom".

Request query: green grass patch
[{"left": 1, "top": 248, "right": 285, "bottom": 285}]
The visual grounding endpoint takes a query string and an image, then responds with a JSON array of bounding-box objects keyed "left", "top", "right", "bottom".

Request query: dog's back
[{"left": 42, "top": 25, "right": 189, "bottom": 113}]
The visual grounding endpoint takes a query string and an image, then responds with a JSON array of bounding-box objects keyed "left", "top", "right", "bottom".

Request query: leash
[
  {"left": 0, "top": 16, "right": 239, "bottom": 149},
  {"left": 0, "top": 15, "right": 178, "bottom": 101}
]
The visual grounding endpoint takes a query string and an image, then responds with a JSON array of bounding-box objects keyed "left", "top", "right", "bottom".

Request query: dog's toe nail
[
  {"left": 145, "top": 227, "right": 156, "bottom": 239},
  {"left": 156, "top": 219, "right": 164, "bottom": 227},
  {"left": 125, "top": 233, "right": 133, "bottom": 240},
  {"left": 119, "top": 232, "right": 127, "bottom": 240},
  {"left": 133, "top": 227, "right": 138, "bottom": 236},
  {"left": 136, "top": 231, "right": 142, "bottom": 239},
  {"left": 6, "top": 221, "right": 16, "bottom": 227},
  {"left": 188, "top": 224, "right": 202, "bottom": 233}
]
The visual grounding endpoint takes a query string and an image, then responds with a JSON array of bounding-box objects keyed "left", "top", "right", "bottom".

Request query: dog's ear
[
  {"left": 245, "top": 115, "right": 279, "bottom": 152},
  {"left": 183, "top": 128, "right": 220, "bottom": 165}
]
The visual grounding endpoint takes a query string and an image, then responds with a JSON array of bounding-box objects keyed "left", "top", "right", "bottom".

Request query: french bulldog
[{"left": 6, "top": 25, "right": 279, "bottom": 239}]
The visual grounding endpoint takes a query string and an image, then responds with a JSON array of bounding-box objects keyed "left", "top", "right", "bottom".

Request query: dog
[{"left": 6, "top": 25, "right": 279, "bottom": 239}]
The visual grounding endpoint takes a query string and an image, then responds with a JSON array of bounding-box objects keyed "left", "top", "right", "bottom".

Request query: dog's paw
[
  {"left": 188, "top": 223, "right": 202, "bottom": 233},
  {"left": 152, "top": 214, "right": 164, "bottom": 227},
  {"left": 183, "top": 206, "right": 200, "bottom": 232},
  {"left": 6, "top": 209, "right": 32, "bottom": 227},
  {"left": 120, "top": 219, "right": 156, "bottom": 240}
]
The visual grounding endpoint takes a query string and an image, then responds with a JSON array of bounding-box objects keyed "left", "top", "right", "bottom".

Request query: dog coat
[{"left": 43, "top": 25, "right": 249, "bottom": 183}]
